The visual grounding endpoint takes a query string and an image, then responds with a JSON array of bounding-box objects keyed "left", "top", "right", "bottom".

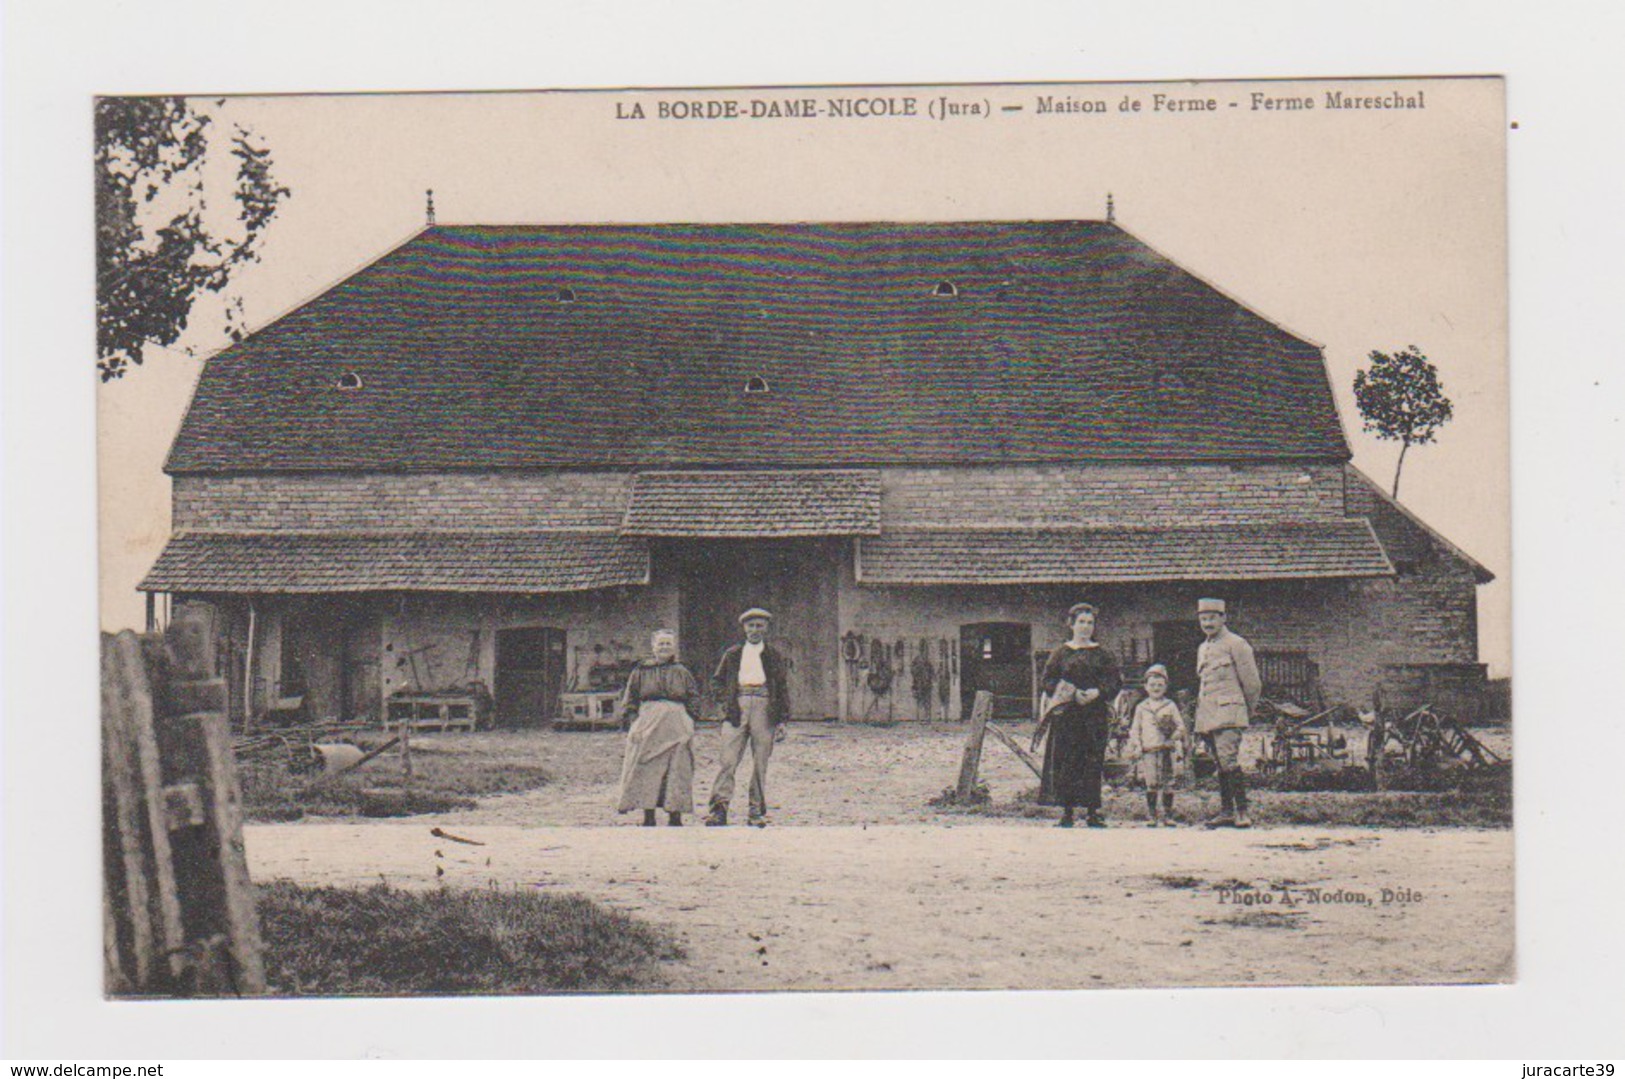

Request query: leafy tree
[
  {"left": 96, "top": 97, "right": 290, "bottom": 381},
  {"left": 1353, "top": 346, "right": 1454, "bottom": 499}
]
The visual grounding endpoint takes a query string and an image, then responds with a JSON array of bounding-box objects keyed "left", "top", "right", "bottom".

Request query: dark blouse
[
  {"left": 622, "top": 658, "right": 700, "bottom": 709},
  {"left": 1040, "top": 641, "right": 1122, "bottom": 716}
]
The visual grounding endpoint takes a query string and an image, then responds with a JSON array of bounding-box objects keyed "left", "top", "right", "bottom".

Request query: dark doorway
[
  {"left": 495, "top": 627, "right": 567, "bottom": 727},
  {"left": 281, "top": 600, "right": 364, "bottom": 724},
  {"left": 1152, "top": 620, "right": 1206, "bottom": 696},
  {"left": 670, "top": 540, "right": 840, "bottom": 721},
  {"left": 960, "top": 622, "right": 1034, "bottom": 720}
]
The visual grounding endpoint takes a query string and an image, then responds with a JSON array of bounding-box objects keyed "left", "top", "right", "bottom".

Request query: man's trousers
[{"left": 709, "top": 695, "right": 775, "bottom": 820}]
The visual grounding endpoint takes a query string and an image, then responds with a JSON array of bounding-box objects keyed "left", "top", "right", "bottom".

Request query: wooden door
[
  {"left": 281, "top": 601, "right": 352, "bottom": 724},
  {"left": 960, "top": 622, "right": 1033, "bottom": 720},
  {"left": 495, "top": 627, "right": 567, "bottom": 727},
  {"left": 1152, "top": 620, "right": 1207, "bottom": 697}
]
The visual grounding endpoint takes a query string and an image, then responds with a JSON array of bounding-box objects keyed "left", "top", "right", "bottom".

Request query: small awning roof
[
  {"left": 139, "top": 531, "right": 650, "bottom": 594},
  {"left": 856, "top": 521, "right": 1396, "bottom": 585},
  {"left": 621, "top": 469, "right": 882, "bottom": 538}
]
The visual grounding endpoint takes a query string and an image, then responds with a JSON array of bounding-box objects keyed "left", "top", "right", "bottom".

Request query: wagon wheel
[
  {"left": 1403, "top": 709, "right": 1445, "bottom": 768},
  {"left": 1366, "top": 713, "right": 1391, "bottom": 768}
]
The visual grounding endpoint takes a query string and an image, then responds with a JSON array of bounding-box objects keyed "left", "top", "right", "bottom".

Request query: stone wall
[
  {"left": 880, "top": 463, "right": 1347, "bottom": 529},
  {"left": 174, "top": 462, "right": 1347, "bottom": 532},
  {"left": 173, "top": 472, "right": 632, "bottom": 532},
  {"left": 837, "top": 559, "right": 1479, "bottom": 720},
  {"left": 174, "top": 461, "right": 1484, "bottom": 723}
]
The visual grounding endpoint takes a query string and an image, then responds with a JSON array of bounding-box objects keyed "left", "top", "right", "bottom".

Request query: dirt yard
[{"left": 244, "top": 722, "right": 1514, "bottom": 992}]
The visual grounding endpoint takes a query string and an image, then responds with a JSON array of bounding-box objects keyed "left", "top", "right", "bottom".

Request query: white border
[{"left": 5, "top": 0, "right": 1624, "bottom": 1059}]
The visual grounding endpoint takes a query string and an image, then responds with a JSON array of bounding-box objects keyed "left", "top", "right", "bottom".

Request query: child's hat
[{"left": 1144, "top": 663, "right": 1170, "bottom": 681}]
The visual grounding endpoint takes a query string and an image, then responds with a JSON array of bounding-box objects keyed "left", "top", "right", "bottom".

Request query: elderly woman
[
  {"left": 617, "top": 629, "right": 699, "bottom": 827},
  {"left": 1034, "top": 602, "right": 1123, "bottom": 828}
]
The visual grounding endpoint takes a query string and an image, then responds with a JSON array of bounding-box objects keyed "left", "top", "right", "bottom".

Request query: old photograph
[{"left": 95, "top": 78, "right": 1511, "bottom": 998}]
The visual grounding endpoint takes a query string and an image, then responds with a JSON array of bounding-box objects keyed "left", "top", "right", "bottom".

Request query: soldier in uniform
[{"left": 1194, "top": 598, "right": 1262, "bottom": 828}]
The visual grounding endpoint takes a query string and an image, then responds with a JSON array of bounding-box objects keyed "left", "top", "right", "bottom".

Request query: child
[{"left": 1128, "top": 664, "right": 1191, "bottom": 826}]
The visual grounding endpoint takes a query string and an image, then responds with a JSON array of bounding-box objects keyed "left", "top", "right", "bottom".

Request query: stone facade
[
  {"left": 880, "top": 463, "right": 1347, "bottom": 529},
  {"left": 171, "top": 462, "right": 1486, "bottom": 726},
  {"left": 172, "top": 472, "right": 632, "bottom": 532},
  {"left": 174, "top": 462, "right": 1345, "bottom": 533}
]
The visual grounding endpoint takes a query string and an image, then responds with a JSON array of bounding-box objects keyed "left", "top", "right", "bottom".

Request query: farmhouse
[{"left": 140, "top": 221, "right": 1492, "bottom": 727}]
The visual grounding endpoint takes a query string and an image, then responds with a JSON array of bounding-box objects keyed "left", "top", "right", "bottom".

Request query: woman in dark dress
[{"left": 1035, "top": 602, "right": 1123, "bottom": 828}]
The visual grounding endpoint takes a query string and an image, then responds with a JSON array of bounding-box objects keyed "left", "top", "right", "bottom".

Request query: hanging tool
[{"left": 910, "top": 638, "right": 936, "bottom": 718}]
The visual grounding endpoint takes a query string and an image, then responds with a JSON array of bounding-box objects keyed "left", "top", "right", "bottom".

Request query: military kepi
[
  {"left": 1197, "top": 598, "right": 1226, "bottom": 614},
  {"left": 738, "top": 607, "right": 774, "bottom": 624}
]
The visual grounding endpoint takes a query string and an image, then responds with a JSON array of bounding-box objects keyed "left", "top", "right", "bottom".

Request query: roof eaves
[{"left": 1347, "top": 465, "right": 1495, "bottom": 583}]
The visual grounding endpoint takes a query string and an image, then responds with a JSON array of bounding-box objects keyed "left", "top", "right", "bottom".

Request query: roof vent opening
[
  {"left": 1155, "top": 366, "right": 1203, "bottom": 393},
  {"left": 335, "top": 371, "right": 364, "bottom": 390},
  {"left": 555, "top": 287, "right": 576, "bottom": 303},
  {"left": 933, "top": 280, "right": 958, "bottom": 298},
  {"left": 744, "top": 375, "right": 771, "bottom": 395}
]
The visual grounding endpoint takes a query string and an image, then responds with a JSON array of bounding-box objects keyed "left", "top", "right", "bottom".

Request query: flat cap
[
  {"left": 738, "top": 607, "right": 774, "bottom": 624},
  {"left": 1197, "top": 598, "right": 1226, "bottom": 614}
]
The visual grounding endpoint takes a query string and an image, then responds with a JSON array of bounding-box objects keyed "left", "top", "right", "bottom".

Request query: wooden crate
[
  {"left": 385, "top": 693, "right": 484, "bottom": 732},
  {"left": 555, "top": 690, "right": 623, "bottom": 729}
]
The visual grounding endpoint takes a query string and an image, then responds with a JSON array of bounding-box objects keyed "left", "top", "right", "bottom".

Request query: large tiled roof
[
  {"left": 622, "top": 469, "right": 882, "bottom": 537},
  {"left": 139, "top": 532, "right": 649, "bottom": 594},
  {"left": 855, "top": 521, "right": 1394, "bottom": 585},
  {"left": 166, "top": 222, "right": 1350, "bottom": 474}
]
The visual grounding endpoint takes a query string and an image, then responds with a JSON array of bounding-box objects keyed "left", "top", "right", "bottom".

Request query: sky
[{"left": 96, "top": 77, "right": 1509, "bottom": 672}]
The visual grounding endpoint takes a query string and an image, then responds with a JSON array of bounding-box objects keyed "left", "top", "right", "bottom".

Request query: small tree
[
  {"left": 1353, "top": 346, "right": 1454, "bottom": 499},
  {"left": 96, "top": 97, "right": 290, "bottom": 382}
]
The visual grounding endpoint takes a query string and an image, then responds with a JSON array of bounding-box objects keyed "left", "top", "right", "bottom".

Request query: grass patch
[
  {"left": 240, "top": 732, "right": 551, "bottom": 822},
  {"left": 931, "top": 774, "right": 1511, "bottom": 828},
  {"left": 928, "top": 781, "right": 990, "bottom": 808},
  {"left": 257, "top": 880, "right": 683, "bottom": 996},
  {"left": 1151, "top": 874, "right": 1206, "bottom": 890}
]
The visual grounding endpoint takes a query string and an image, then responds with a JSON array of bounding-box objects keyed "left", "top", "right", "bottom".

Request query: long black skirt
[{"left": 1039, "top": 704, "right": 1109, "bottom": 810}]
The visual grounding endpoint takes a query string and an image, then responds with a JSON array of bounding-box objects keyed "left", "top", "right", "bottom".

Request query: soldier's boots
[
  {"left": 704, "top": 806, "right": 728, "bottom": 827},
  {"left": 1205, "top": 773, "right": 1237, "bottom": 829},
  {"left": 1232, "top": 777, "right": 1252, "bottom": 829}
]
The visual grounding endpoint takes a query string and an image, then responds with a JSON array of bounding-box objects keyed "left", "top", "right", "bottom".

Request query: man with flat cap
[
  {"left": 704, "top": 607, "right": 791, "bottom": 827},
  {"left": 1194, "top": 598, "right": 1262, "bottom": 828}
]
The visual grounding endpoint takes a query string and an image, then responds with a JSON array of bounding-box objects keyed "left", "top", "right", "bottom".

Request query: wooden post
[
  {"left": 400, "top": 718, "right": 414, "bottom": 784},
  {"left": 955, "top": 690, "right": 994, "bottom": 801},
  {"left": 157, "top": 603, "right": 266, "bottom": 995},
  {"left": 241, "top": 602, "right": 257, "bottom": 734},
  {"left": 985, "top": 720, "right": 1043, "bottom": 779},
  {"left": 102, "top": 630, "right": 187, "bottom": 992},
  {"left": 102, "top": 602, "right": 266, "bottom": 996},
  {"left": 1370, "top": 713, "right": 1388, "bottom": 792}
]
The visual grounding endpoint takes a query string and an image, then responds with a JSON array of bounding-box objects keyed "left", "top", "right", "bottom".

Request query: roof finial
[
  {"left": 1106, "top": 191, "right": 1115, "bottom": 223},
  {"left": 426, "top": 188, "right": 436, "bottom": 227}
]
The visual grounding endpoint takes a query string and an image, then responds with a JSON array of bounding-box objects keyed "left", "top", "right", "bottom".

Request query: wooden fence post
[
  {"left": 985, "top": 720, "right": 1044, "bottom": 779},
  {"left": 102, "top": 602, "right": 266, "bottom": 996},
  {"left": 102, "top": 630, "right": 187, "bottom": 993},
  {"left": 955, "top": 690, "right": 995, "bottom": 801}
]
